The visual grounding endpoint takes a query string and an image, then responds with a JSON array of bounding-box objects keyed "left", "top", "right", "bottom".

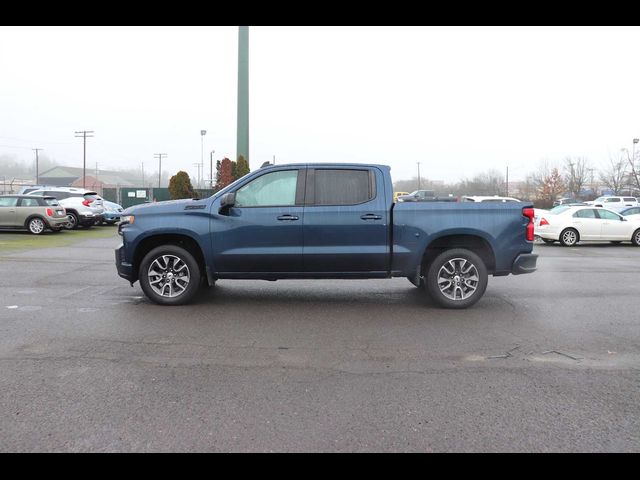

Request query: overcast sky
[{"left": 2, "top": 26, "right": 640, "bottom": 183}]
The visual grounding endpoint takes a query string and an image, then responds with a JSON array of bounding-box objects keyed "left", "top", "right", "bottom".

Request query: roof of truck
[{"left": 259, "top": 162, "right": 390, "bottom": 170}]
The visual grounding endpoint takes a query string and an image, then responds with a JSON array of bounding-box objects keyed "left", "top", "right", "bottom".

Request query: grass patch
[{"left": 0, "top": 226, "right": 119, "bottom": 253}]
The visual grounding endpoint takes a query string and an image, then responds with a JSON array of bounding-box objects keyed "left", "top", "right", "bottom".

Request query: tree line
[{"left": 393, "top": 154, "right": 640, "bottom": 208}]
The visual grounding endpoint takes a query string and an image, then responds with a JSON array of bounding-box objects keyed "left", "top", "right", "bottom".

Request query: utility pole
[
  {"left": 200, "top": 130, "right": 207, "bottom": 189},
  {"left": 154, "top": 153, "right": 167, "bottom": 188},
  {"left": 237, "top": 26, "right": 249, "bottom": 167},
  {"left": 141, "top": 162, "right": 145, "bottom": 188},
  {"left": 32, "top": 148, "right": 43, "bottom": 184},
  {"left": 273, "top": 155, "right": 276, "bottom": 165},
  {"left": 74, "top": 131, "right": 94, "bottom": 189},
  {"left": 417, "top": 162, "right": 421, "bottom": 189}
]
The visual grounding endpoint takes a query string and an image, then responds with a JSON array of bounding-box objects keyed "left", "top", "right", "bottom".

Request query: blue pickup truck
[{"left": 115, "top": 163, "right": 537, "bottom": 308}]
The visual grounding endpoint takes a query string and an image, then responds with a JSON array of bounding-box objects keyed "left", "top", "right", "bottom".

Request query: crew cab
[{"left": 116, "top": 163, "right": 538, "bottom": 308}]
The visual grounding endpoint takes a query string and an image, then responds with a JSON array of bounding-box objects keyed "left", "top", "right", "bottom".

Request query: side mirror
[
  {"left": 219, "top": 192, "right": 236, "bottom": 213},
  {"left": 621, "top": 216, "right": 627, "bottom": 221}
]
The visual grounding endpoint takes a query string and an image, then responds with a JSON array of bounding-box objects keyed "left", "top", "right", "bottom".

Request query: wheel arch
[
  {"left": 133, "top": 233, "right": 207, "bottom": 283},
  {"left": 420, "top": 233, "right": 496, "bottom": 275}
]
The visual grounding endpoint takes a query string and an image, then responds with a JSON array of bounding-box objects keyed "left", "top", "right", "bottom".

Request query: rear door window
[
  {"left": 312, "top": 169, "right": 374, "bottom": 205},
  {"left": 18, "top": 198, "right": 40, "bottom": 207},
  {"left": 574, "top": 209, "right": 597, "bottom": 218}
]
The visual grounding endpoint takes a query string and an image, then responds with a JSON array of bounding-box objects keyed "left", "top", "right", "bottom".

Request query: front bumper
[
  {"left": 512, "top": 253, "right": 538, "bottom": 275},
  {"left": 115, "top": 243, "right": 135, "bottom": 282}
]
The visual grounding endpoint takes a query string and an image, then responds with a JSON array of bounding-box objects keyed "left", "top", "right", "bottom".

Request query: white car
[
  {"left": 536, "top": 205, "right": 640, "bottom": 246},
  {"left": 586, "top": 196, "right": 639, "bottom": 212},
  {"left": 28, "top": 187, "right": 104, "bottom": 229},
  {"left": 621, "top": 206, "right": 640, "bottom": 220}
]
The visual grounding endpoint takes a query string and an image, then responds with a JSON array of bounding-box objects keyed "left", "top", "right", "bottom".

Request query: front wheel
[
  {"left": 425, "top": 248, "right": 488, "bottom": 309},
  {"left": 139, "top": 245, "right": 201, "bottom": 305},
  {"left": 632, "top": 229, "right": 640, "bottom": 246}
]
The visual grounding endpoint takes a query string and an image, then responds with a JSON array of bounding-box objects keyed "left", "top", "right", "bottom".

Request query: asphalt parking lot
[{"left": 0, "top": 229, "right": 639, "bottom": 452}]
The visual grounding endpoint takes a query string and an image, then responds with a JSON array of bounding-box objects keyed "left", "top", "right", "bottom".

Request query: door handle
[
  {"left": 277, "top": 214, "right": 299, "bottom": 221},
  {"left": 360, "top": 214, "right": 382, "bottom": 220}
]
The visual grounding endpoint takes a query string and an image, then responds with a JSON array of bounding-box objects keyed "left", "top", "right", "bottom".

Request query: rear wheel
[
  {"left": 425, "top": 248, "right": 488, "bottom": 309},
  {"left": 27, "top": 217, "right": 45, "bottom": 235},
  {"left": 139, "top": 245, "right": 201, "bottom": 305},
  {"left": 632, "top": 229, "right": 640, "bottom": 246},
  {"left": 559, "top": 228, "right": 579, "bottom": 246}
]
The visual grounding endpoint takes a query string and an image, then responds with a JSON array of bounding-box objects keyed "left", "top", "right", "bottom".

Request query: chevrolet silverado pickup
[{"left": 115, "top": 163, "right": 537, "bottom": 308}]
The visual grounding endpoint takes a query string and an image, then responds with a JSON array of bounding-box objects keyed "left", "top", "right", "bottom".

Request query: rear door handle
[
  {"left": 277, "top": 214, "right": 299, "bottom": 221},
  {"left": 360, "top": 214, "right": 382, "bottom": 220}
]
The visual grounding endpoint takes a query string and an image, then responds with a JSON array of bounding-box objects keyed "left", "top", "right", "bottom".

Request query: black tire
[
  {"left": 139, "top": 245, "right": 201, "bottom": 305},
  {"left": 65, "top": 212, "right": 79, "bottom": 230},
  {"left": 632, "top": 229, "right": 640, "bottom": 246},
  {"left": 542, "top": 238, "right": 556, "bottom": 244},
  {"left": 27, "top": 217, "right": 46, "bottom": 235},
  {"left": 425, "top": 248, "right": 488, "bottom": 309},
  {"left": 559, "top": 228, "right": 579, "bottom": 247}
]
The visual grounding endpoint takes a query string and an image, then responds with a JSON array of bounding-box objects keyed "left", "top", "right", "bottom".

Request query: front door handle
[
  {"left": 277, "top": 214, "right": 299, "bottom": 221},
  {"left": 360, "top": 214, "right": 382, "bottom": 220}
]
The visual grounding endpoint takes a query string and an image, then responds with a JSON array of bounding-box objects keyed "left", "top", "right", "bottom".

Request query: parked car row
[
  {"left": 535, "top": 205, "right": 640, "bottom": 246},
  {"left": 0, "top": 187, "right": 124, "bottom": 235}
]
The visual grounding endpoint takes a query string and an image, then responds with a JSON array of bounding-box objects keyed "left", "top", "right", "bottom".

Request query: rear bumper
[
  {"left": 46, "top": 217, "right": 69, "bottom": 229},
  {"left": 511, "top": 253, "right": 538, "bottom": 275},
  {"left": 115, "top": 243, "right": 135, "bottom": 282}
]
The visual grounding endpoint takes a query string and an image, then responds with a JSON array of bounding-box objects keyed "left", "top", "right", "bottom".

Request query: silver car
[{"left": 28, "top": 187, "right": 104, "bottom": 229}]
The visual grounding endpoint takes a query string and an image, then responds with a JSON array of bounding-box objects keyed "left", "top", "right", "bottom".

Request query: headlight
[{"left": 121, "top": 215, "right": 135, "bottom": 225}]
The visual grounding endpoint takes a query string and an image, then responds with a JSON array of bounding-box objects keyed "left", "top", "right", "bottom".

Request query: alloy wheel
[
  {"left": 147, "top": 255, "right": 191, "bottom": 298},
  {"left": 437, "top": 258, "right": 479, "bottom": 301}
]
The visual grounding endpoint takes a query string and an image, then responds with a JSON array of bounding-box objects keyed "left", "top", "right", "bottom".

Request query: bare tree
[
  {"left": 563, "top": 157, "right": 589, "bottom": 198},
  {"left": 455, "top": 169, "right": 505, "bottom": 196},
  {"left": 599, "top": 156, "right": 627, "bottom": 195},
  {"left": 621, "top": 147, "right": 640, "bottom": 191}
]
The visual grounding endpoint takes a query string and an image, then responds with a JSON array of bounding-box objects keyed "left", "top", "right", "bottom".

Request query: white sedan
[{"left": 536, "top": 206, "right": 640, "bottom": 246}]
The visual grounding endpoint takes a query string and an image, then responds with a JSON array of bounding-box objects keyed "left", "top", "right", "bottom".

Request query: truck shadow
[{"left": 192, "top": 282, "right": 439, "bottom": 309}]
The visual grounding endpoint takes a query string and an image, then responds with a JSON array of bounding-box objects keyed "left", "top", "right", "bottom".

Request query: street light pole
[
  {"left": 210, "top": 150, "right": 215, "bottom": 189},
  {"left": 200, "top": 130, "right": 207, "bottom": 189}
]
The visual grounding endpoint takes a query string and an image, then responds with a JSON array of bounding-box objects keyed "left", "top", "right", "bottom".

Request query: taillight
[
  {"left": 539, "top": 218, "right": 549, "bottom": 226},
  {"left": 82, "top": 198, "right": 94, "bottom": 206},
  {"left": 523, "top": 207, "right": 535, "bottom": 241},
  {"left": 46, "top": 208, "right": 53, "bottom": 216}
]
